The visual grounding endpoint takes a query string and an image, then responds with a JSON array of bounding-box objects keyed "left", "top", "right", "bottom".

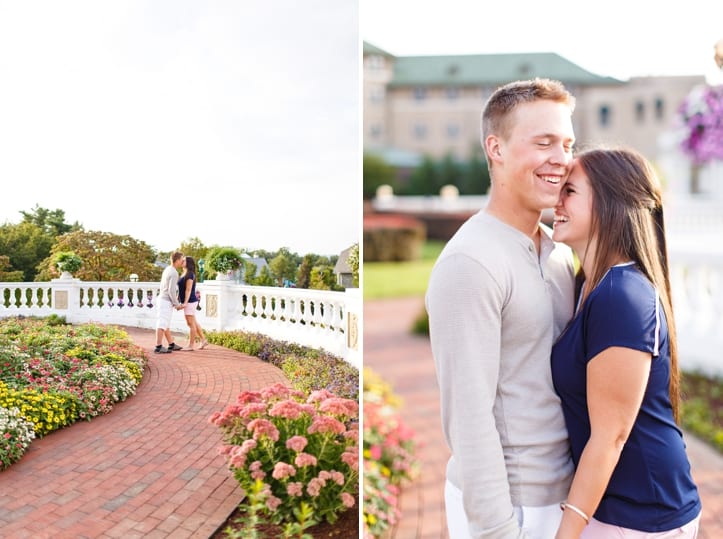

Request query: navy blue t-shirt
[
  {"left": 551, "top": 263, "right": 700, "bottom": 531},
  {"left": 178, "top": 271, "right": 197, "bottom": 304}
]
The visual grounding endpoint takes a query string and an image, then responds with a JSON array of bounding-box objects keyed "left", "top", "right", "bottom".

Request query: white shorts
[
  {"left": 581, "top": 513, "right": 701, "bottom": 538},
  {"left": 156, "top": 300, "right": 174, "bottom": 329},
  {"left": 444, "top": 480, "right": 562, "bottom": 539}
]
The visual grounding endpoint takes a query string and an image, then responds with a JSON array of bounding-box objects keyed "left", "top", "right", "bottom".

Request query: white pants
[{"left": 445, "top": 480, "right": 562, "bottom": 539}]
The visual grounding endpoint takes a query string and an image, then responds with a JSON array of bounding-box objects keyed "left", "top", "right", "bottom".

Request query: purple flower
[{"left": 677, "top": 84, "right": 723, "bottom": 165}]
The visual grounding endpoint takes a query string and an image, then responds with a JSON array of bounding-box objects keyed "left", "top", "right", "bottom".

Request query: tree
[
  {"left": 459, "top": 145, "right": 491, "bottom": 195},
  {"left": 35, "top": 230, "right": 161, "bottom": 282},
  {"left": 404, "top": 155, "right": 441, "bottom": 195},
  {"left": 309, "top": 265, "right": 341, "bottom": 291},
  {"left": 20, "top": 205, "right": 81, "bottom": 237},
  {"left": 179, "top": 237, "right": 209, "bottom": 264},
  {"left": 347, "top": 243, "right": 359, "bottom": 288},
  {"left": 0, "top": 255, "right": 23, "bottom": 282},
  {"left": 437, "top": 152, "right": 462, "bottom": 190},
  {"left": 251, "top": 265, "right": 276, "bottom": 287},
  {"left": 295, "top": 254, "right": 314, "bottom": 289},
  {"left": 242, "top": 259, "right": 258, "bottom": 283},
  {"left": 0, "top": 222, "right": 54, "bottom": 281},
  {"left": 363, "top": 152, "right": 397, "bottom": 199},
  {"left": 269, "top": 248, "right": 298, "bottom": 286}
]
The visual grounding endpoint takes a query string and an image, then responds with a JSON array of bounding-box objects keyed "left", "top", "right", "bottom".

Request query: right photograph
[{"left": 361, "top": 2, "right": 723, "bottom": 538}]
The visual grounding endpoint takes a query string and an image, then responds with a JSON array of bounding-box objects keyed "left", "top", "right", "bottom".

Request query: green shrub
[
  {"left": 681, "top": 370, "right": 723, "bottom": 453},
  {"left": 207, "top": 331, "right": 358, "bottom": 400}
]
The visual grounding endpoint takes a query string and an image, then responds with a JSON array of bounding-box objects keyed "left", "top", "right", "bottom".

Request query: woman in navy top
[
  {"left": 550, "top": 147, "right": 701, "bottom": 538},
  {"left": 178, "top": 256, "right": 208, "bottom": 350}
]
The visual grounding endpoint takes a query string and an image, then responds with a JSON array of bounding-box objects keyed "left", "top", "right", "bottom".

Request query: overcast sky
[
  {"left": 0, "top": 0, "right": 360, "bottom": 256},
  {"left": 362, "top": 0, "right": 723, "bottom": 84}
]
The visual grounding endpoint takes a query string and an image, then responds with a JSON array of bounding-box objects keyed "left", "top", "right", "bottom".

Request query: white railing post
[
  {"left": 343, "top": 288, "right": 361, "bottom": 369},
  {"left": 50, "top": 274, "right": 82, "bottom": 323},
  {"left": 198, "top": 279, "right": 236, "bottom": 333}
]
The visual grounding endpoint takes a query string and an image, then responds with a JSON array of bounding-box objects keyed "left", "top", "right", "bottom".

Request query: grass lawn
[{"left": 363, "top": 240, "right": 445, "bottom": 300}]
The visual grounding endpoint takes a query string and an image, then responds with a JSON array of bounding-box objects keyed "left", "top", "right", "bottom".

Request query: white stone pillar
[{"left": 50, "top": 275, "right": 82, "bottom": 323}]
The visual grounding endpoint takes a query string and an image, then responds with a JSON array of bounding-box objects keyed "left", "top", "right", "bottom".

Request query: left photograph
[{"left": 0, "top": 1, "right": 361, "bottom": 538}]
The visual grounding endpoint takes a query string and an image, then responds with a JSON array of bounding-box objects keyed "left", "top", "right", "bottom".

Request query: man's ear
[{"left": 484, "top": 135, "right": 503, "bottom": 163}]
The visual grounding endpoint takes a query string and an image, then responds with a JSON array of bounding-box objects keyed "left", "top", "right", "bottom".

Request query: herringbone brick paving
[
  {"left": 364, "top": 297, "right": 723, "bottom": 539},
  {"left": 0, "top": 327, "right": 288, "bottom": 539}
]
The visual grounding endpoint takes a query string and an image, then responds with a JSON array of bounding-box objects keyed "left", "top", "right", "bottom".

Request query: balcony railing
[{"left": 0, "top": 277, "right": 361, "bottom": 369}]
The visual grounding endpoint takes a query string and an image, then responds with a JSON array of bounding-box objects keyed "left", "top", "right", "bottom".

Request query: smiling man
[{"left": 426, "top": 78, "right": 578, "bottom": 538}]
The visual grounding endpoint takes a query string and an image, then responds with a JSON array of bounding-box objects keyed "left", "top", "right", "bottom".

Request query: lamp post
[
  {"left": 129, "top": 274, "right": 139, "bottom": 282},
  {"left": 198, "top": 259, "right": 205, "bottom": 282}
]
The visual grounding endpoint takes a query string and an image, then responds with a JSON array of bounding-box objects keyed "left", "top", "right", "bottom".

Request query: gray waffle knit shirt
[{"left": 425, "top": 211, "right": 575, "bottom": 538}]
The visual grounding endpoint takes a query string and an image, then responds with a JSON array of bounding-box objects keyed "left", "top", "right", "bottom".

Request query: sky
[
  {"left": 0, "top": 0, "right": 360, "bottom": 257},
  {"left": 362, "top": 0, "right": 723, "bottom": 84}
]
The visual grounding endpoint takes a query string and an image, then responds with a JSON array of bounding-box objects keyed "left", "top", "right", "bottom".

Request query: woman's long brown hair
[{"left": 575, "top": 147, "right": 680, "bottom": 422}]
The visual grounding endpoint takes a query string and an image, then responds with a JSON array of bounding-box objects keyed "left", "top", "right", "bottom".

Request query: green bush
[
  {"left": 681, "top": 371, "right": 723, "bottom": 453},
  {"left": 207, "top": 331, "right": 358, "bottom": 400}
]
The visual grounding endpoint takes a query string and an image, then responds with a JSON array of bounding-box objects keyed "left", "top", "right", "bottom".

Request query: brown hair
[
  {"left": 171, "top": 251, "right": 184, "bottom": 263},
  {"left": 481, "top": 77, "right": 576, "bottom": 146},
  {"left": 184, "top": 256, "right": 196, "bottom": 275},
  {"left": 575, "top": 146, "right": 680, "bottom": 421}
]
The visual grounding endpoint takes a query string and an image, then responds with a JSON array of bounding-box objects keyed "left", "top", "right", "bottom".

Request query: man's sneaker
[
  {"left": 154, "top": 347, "right": 171, "bottom": 354},
  {"left": 169, "top": 343, "right": 183, "bottom": 351}
]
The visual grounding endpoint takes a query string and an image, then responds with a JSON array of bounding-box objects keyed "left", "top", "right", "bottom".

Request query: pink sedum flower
[
  {"left": 247, "top": 418, "right": 280, "bottom": 441},
  {"left": 319, "top": 397, "right": 359, "bottom": 417},
  {"left": 287, "top": 482, "right": 303, "bottom": 497},
  {"left": 272, "top": 462, "right": 296, "bottom": 480},
  {"left": 285, "top": 435, "right": 308, "bottom": 452},
  {"left": 294, "top": 452, "right": 318, "bottom": 467},
  {"left": 341, "top": 492, "right": 355, "bottom": 508},
  {"left": 308, "top": 415, "right": 346, "bottom": 435}
]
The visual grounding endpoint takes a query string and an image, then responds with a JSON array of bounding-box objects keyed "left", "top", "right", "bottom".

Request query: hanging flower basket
[
  {"left": 207, "top": 247, "right": 243, "bottom": 279},
  {"left": 676, "top": 84, "right": 723, "bottom": 166}
]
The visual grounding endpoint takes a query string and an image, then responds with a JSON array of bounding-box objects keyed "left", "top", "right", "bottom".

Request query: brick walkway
[
  {"left": 0, "top": 328, "right": 288, "bottom": 539},
  {"left": 364, "top": 297, "right": 723, "bottom": 539}
]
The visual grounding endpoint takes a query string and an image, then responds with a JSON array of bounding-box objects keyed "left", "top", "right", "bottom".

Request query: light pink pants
[
  {"left": 444, "top": 480, "right": 562, "bottom": 539},
  {"left": 581, "top": 513, "right": 701, "bottom": 539}
]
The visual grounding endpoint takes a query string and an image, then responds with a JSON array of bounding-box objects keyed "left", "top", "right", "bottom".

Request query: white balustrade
[
  {"left": 0, "top": 276, "right": 361, "bottom": 369},
  {"left": 668, "top": 249, "right": 723, "bottom": 377}
]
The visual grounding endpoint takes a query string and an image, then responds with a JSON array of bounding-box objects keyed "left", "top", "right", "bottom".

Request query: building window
[
  {"left": 367, "top": 55, "right": 384, "bottom": 70},
  {"left": 446, "top": 87, "right": 459, "bottom": 100},
  {"left": 655, "top": 98, "right": 665, "bottom": 121},
  {"left": 370, "top": 124, "right": 382, "bottom": 139},
  {"left": 599, "top": 105, "right": 611, "bottom": 127},
  {"left": 413, "top": 87, "right": 427, "bottom": 101},
  {"left": 369, "top": 85, "right": 385, "bottom": 103},
  {"left": 413, "top": 124, "right": 427, "bottom": 139},
  {"left": 447, "top": 124, "right": 460, "bottom": 138},
  {"left": 635, "top": 101, "right": 645, "bottom": 123}
]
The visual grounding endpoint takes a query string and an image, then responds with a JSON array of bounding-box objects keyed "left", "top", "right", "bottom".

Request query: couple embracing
[
  {"left": 426, "top": 79, "right": 702, "bottom": 538},
  {"left": 154, "top": 252, "right": 208, "bottom": 354}
]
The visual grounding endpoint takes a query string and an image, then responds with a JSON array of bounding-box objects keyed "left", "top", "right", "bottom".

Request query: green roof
[
  {"left": 363, "top": 41, "right": 394, "bottom": 57},
  {"left": 388, "top": 52, "right": 620, "bottom": 87}
]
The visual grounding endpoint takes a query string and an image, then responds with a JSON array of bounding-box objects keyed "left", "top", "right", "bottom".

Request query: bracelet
[{"left": 559, "top": 502, "right": 590, "bottom": 523}]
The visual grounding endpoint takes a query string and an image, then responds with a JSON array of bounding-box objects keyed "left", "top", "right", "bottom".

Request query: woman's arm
[
  {"left": 556, "top": 346, "right": 651, "bottom": 538},
  {"left": 183, "top": 278, "right": 194, "bottom": 305}
]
